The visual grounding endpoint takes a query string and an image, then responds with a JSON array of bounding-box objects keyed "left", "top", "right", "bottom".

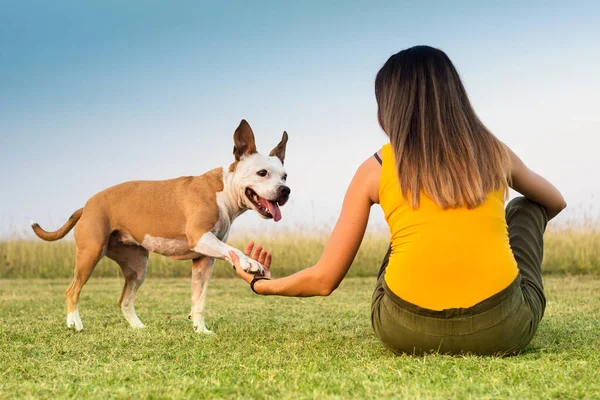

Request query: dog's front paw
[
  {"left": 248, "top": 257, "right": 264, "bottom": 275},
  {"left": 194, "top": 324, "right": 214, "bottom": 335},
  {"left": 233, "top": 250, "right": 264, "bottom": 275},
  {"left": 242, "top": 255, "right": 264, "bottom": 275}
]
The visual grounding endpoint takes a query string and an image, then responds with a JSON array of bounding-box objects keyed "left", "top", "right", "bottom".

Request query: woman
[{"left": 230, "top": 45, "right": 566, "bottom": 355}]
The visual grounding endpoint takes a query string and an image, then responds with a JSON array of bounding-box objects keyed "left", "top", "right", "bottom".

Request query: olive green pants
[{"left": 371, "top": 197, "right": 548, "bottom": 356}]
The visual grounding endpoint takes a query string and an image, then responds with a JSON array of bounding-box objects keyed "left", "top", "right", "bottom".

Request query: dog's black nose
[{"left": 278, "top": 186, "right": 291, "bottom": 197}]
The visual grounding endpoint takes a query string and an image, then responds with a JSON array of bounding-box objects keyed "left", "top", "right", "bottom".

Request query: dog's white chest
[
  {"left": 213, "top": 199, "right": 233, "bottom": 242},
  {"left": 212, "top": 219, "right": 230, "bottom": 242}
]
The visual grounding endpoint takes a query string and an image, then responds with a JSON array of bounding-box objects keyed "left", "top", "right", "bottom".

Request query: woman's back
[{"left": 379, "top": 143, "right": 518, "bottom": 310}]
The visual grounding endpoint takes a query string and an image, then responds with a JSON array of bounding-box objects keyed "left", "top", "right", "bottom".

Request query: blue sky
[{"left": 1, "top": 1, "right": 599, "bottom": 237}]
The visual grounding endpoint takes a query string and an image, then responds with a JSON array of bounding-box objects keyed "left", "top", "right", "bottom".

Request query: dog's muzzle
[{"left": 277, "top": 185, "right": 291, "bottom": 204}]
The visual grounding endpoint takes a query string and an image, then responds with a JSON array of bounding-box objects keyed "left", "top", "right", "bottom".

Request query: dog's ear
[
  {"left": 233, "top": 119, "right": 257, "bottom": 160},
  {"left": 269, "top": 131, "right": 288, "bottom": 164}
]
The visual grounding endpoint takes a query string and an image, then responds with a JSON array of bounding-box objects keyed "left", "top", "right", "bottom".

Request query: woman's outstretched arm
[{"left": 231, "top": 155, "right": 381, "bottom": 297}]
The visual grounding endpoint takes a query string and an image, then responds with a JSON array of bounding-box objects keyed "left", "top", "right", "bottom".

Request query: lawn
[{"left": 1, "top": 276, "right": 599, "bottom": 399}]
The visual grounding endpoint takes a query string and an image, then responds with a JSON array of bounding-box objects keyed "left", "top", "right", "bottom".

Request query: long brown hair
[{"left": 375, "top": 45, "right": 510, "bottom": 209}]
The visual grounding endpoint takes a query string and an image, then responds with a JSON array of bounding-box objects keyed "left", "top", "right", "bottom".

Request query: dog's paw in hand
[
  {"left": 247, "top": 257, "right": 264, "bottom": 275},
  {"left": 234, "top": 250, "right": 264, "bottom": 275}
]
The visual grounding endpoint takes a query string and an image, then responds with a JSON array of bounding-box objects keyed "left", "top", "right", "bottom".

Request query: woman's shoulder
[
  {"left": 353, "top": 146, "right": 387, "bottom": 204},
  {"left": 362, "top": 144, "right": 388, "bottom": 170},
  {"left": 374, "top": 143, "right": 392, "bottom": 164}
]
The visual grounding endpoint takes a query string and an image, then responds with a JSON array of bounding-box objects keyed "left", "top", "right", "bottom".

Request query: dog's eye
[
  {"left": 282, "top": 174, "right": 287, "bottom": 181},
  {"left": 257, "top": 170, "right": 268, "bottom": 177}
]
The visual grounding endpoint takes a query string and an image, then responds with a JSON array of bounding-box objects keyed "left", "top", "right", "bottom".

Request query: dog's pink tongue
[{"left": 266, "top": 200, "right": 282, "bottom": 222}]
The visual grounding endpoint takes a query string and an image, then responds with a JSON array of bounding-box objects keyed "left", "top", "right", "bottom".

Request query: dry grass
[{"left": 1, "top": 226, "right": 599, "bottom": 279}]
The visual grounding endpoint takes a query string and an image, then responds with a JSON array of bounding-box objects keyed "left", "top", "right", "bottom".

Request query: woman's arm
[
  {"left": 231, "top": 154, "right": 381, "bottom": 297},
  {"left": 505, "top": 145, "right": 567, "bottom": 220}
]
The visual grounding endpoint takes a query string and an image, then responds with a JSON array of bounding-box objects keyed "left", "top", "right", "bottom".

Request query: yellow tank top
[{"left": 379, "top": 143, "right": 518, "bottom": 310}]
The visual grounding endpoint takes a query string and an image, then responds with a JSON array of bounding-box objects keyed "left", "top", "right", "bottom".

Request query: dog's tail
[{"left": 31, "top": 209, "right": 83, "bottom": 241}]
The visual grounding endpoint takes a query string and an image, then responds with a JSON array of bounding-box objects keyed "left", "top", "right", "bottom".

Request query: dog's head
[{"left": 229, "top": 119, "right": 290, "bottom": 222}]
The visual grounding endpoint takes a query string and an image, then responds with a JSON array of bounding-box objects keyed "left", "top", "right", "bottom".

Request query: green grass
[
  {"left": 1, "top": 227, "right": 599, "bottom": 279},
  {"left": 1, "top": 276, "right": 599, "bottom": 399}
]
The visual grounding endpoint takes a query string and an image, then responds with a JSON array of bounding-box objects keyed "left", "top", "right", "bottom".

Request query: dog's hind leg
[
  {"left": 190, "top": 256, "right": 215, "bottom": 334},
  {"left": 106, "top": 243, "right": 149, "bottom": 329},
  {"left": 66, "top": 227, "right": 107, "bottom": 331}
]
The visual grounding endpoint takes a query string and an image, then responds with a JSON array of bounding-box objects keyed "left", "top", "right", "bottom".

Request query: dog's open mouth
[{"left": 245, "top": 188, "right": 286, "bottom": 222}]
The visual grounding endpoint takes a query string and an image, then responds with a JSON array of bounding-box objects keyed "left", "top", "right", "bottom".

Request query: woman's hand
[{"left": 229, "top": 241, "right": 272, "bottom": 285}]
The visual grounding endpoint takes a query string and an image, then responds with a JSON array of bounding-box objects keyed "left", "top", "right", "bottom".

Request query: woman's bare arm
[
  {"left": 231, "top": 154, "right": 381, "bottom": 296},
  {"left": 505, "top": 145, "right": 567, "bottom": 220}
]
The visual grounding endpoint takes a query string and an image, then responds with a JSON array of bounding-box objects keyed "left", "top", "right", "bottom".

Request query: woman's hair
[{"left": 374, "top": 45, "right": 510, "bottom": 209}]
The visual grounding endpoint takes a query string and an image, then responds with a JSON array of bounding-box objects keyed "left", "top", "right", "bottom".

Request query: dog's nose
[{"left": 278, "top": 186, "right": 291, "bottom": 197}]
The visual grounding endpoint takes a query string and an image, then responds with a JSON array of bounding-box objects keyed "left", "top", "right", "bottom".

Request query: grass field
[
  {"left": 1, "top": 225, "right": 599, "bottom": 279},
  {"left": 1, "top": 276, "right": 599, "bottom": 399},
  {"left": 1, "top": 226, "right": 599, "bottom": 398}
]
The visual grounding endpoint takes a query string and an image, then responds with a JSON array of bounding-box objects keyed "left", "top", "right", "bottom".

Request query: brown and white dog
[{"left": 31, "top": 120, "right": 290, "bottom": 334}]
